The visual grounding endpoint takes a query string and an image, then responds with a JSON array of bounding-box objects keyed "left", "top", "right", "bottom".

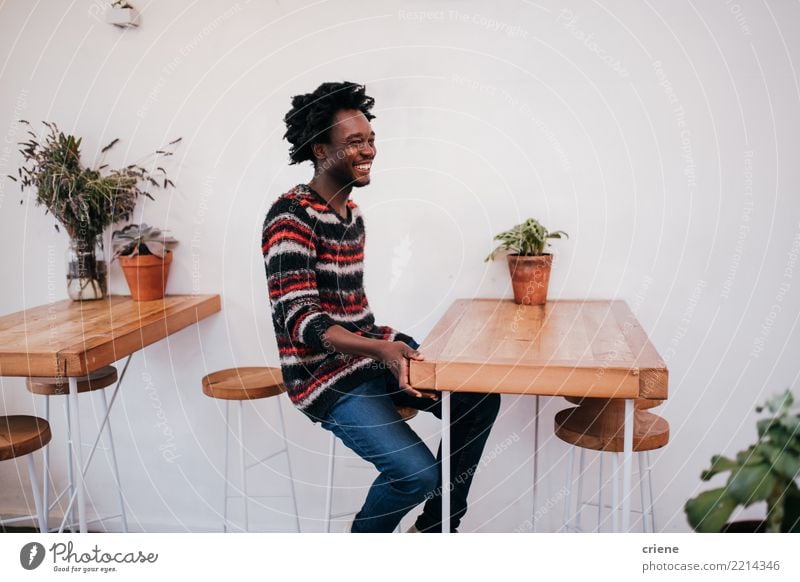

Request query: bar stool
[
  {"left": 26, "top": 365, "right": 127, "bottom": 533},
  {"left": 324, "top": 405, "right": 419, "bottom": 533},
  {"left": 555, "top": 397, "right": 668, "bottom": 533},
  {"left": 202, "top": 367, "right": 300, "bottom": 532},
  {"left": 0, "top": 416, "right": 51, "bottom": 532}
]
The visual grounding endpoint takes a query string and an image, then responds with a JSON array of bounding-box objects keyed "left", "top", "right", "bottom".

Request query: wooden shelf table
[{"left": 0, "top": 294, "right": 221, "bottom": 533}]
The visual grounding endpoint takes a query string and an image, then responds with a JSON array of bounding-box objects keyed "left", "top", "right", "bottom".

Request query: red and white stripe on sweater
[{"left": 262, "top": 184, "right": 411, "bottom": 422}]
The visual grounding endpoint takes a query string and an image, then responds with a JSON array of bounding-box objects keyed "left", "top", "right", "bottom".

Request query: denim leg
[{"left": 320, "top": 376, "right": 438, "bottom": 533}]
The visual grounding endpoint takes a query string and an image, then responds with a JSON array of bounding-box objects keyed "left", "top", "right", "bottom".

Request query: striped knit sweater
[{"left": 262, "top": 184, "right": 412, "bottom": 422}]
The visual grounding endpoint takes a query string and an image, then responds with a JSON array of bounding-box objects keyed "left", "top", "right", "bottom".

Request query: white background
[{"left": 0, "top": 0, "right": 798, "bottom": 533}]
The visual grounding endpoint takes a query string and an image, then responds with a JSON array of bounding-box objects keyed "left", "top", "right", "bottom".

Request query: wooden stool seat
[
  {"left": 563, "top": 396, "right": 663, "bottom": 410},
  {"left": 0, "top": 416, "right": 52, "bottom": 462},
  {"left": 202, "top": 367, "right": 286, "bottom": 401},
  {"left": 555, "top": 406, "right": 669, "bottom": 453},
  {"left": 26, "top": 366, "right": 118, "bottom": 395}
]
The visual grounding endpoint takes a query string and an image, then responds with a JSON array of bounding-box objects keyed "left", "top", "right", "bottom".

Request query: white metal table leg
[
  {"left": 532, "top": 395, "right": 540, "bottom": 532},
  {"left": 646, "top": 450, "right": 656, "bottom": 532},
  {"left": 41, "top": 396, "right": 50, "bottom": 531},
  {"left": 621, "top": 398, "right": 634, "bottom": 532},
  {"left": 68, "top": 376, "right": 87, "bottom": 533},
  {"left": 442, "top": 390, "right": 451, "bottom": 534},
  {"left": 63, "top": 398, "right": 76, "bottom": 532},
  {"left": 638, "top": 453, "right": 648, "bottom": 532}
]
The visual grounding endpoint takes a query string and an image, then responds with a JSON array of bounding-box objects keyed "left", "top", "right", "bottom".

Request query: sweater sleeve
[
  {"left": 262, "top": 199, "right": 337, "bottom": 351},
  {"left": 366, "top": 324, "right": 415, "bottom": 346}
]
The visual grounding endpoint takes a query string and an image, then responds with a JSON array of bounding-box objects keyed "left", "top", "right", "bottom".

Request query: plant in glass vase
[{"left": 9, "top": 121, "right": 180, "bottom": 300}]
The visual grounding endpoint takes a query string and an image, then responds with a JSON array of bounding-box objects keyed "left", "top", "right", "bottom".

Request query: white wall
[{"left": 1, "top": 0, "right": 798, "bottom": 532}]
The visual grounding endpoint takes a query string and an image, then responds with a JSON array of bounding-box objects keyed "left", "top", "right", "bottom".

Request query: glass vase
[{"left": 66, "top": 238, "right": 108, "bottom": 301}]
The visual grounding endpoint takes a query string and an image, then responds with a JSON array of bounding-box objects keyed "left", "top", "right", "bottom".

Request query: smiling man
[{"left": 262, "top": 81, "right": 500, "bottom": 533}]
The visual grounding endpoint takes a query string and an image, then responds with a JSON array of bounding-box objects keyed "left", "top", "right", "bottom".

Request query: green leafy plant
[
  {"left": 484, "top": 218, "right": 568, "bottom": 262},
  {"left": 685, "top": 390, "right": 800, "bottom": 533},
  {"left": 111, "top": 223, "right": 178, "bottom": 260},
  {"left": 9, "top": 120, "right": 180, "bottom": 245}
]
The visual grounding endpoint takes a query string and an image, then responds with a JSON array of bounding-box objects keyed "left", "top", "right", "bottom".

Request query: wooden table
[
  {"left": 409, "top": 298, "right": 668, "bottom": 533},
  {"left": 0, "top": 294, "right": 221, "bottom": 532}
]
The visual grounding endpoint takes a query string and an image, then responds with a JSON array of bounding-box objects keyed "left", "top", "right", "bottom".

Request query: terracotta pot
[
  {"left": 506, "top": 253, "right": 553, "bottom": 305},
  {"left": 119, "top": 251, "right": 173, "bottom": 301}
]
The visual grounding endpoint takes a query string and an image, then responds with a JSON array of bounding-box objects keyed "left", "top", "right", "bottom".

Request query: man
[{"left": 262, "top": 81, "right": 500, "bottom": 533}]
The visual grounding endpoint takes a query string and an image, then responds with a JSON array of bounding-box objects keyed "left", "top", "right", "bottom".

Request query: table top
[
  {"left": 0, "top": 294, "right": 221, "bottom": 378},
  {"left": 409, "top": 298, "right": 667, "bottom": 400}
]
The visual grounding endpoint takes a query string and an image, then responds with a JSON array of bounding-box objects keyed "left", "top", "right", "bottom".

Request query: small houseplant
[
  {"left": 485, "top": 218, "right": 568, "bottom": 305},
  {"left": 112, "top": 223, "right": 178, "bottom": 301},
  {"left": 9, "top": 120, "right": 179, "bottom": 301},
  {"left": 685, "top": 390, "right": 800, "bottom": 533}
]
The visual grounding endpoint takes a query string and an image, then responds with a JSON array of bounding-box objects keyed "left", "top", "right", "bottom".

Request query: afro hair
[{"left": 283, "top": 81, "right": 375, "bottom": 166}]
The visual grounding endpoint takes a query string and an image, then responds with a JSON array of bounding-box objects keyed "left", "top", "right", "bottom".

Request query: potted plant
[
  {"left": 112, "top": 223, "right": 178, "bottom": 301},
  {"left": 685, "top": 390, "right": 800, "bottom": 533},
  {"left": 484, "top": 218, "right": 568, "bottom": 305},
  {"left": 9, "top": 120, "right": 179, "bottom": 301}
]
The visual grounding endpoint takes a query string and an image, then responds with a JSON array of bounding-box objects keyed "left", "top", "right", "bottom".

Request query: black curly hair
[{"left": 283, "top": 81, "right": 375, "bottom": 166}]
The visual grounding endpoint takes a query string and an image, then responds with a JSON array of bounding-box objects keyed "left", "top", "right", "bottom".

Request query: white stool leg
[
  {"left": 41, "top": 396, "right": 50, "bottom": 531},
  {"left": 63, "top": 398, "right": 76, "bottom": 533},
  {"left": 596, "top": 452, "right": 603, "bottom": 532},
  {"left": 611, "top": 452, "right": 619, "bottom": 533},
  {"left": 575, "top": 448, "right": 585, "bottom": 532},
  {"left": 99, "top": 389, "right": 127, "bottom": 532},
  {"left": 324, "top": 433, "right": 336, "bottom": 533},
  {"left": 238, "top": 401, "right": 249, "bottom": 532},
  {"left": 26, "top": 454, "right": 46, "bottom": 533},
  {"left": 276, "top": 396, "right": 301, "bottom": 532},
  {"left": 562, "top": 446, "right": 575, "bottom": 531},
  {"left": 223, "top": 400, "right": 230, "bottom": 533}
]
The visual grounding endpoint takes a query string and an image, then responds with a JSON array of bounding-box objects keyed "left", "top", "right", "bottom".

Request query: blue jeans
[{"left": 320, "top": 339, "right": 501, "bottom": 533}]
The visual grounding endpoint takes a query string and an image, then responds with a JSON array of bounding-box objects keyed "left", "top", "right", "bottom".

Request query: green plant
[
  {"left": 9, "top": 120, "right": 179, "bottom": 245},
  {"left": 484, "top": 218, "right": 568, "bottom": 262},
  {"left": 685, "top": 390, "right": 800, "bottom": 533},
  {"left": 111, "top": 223, "right": 178, "bottom": 260}
]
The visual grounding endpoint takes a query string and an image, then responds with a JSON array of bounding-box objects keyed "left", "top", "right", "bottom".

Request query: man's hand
[{"left": 379, "top": 341, "right": 437, "bottom": 400}]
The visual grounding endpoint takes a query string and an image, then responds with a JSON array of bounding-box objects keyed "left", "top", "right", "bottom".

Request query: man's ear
[{"left": 311, "top": 142, "right": 327, "bottom": 163}]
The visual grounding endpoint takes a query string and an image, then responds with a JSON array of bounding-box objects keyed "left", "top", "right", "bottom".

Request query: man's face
[{"left": 313, "top": 109, "right": 375, "bottom": 187}]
